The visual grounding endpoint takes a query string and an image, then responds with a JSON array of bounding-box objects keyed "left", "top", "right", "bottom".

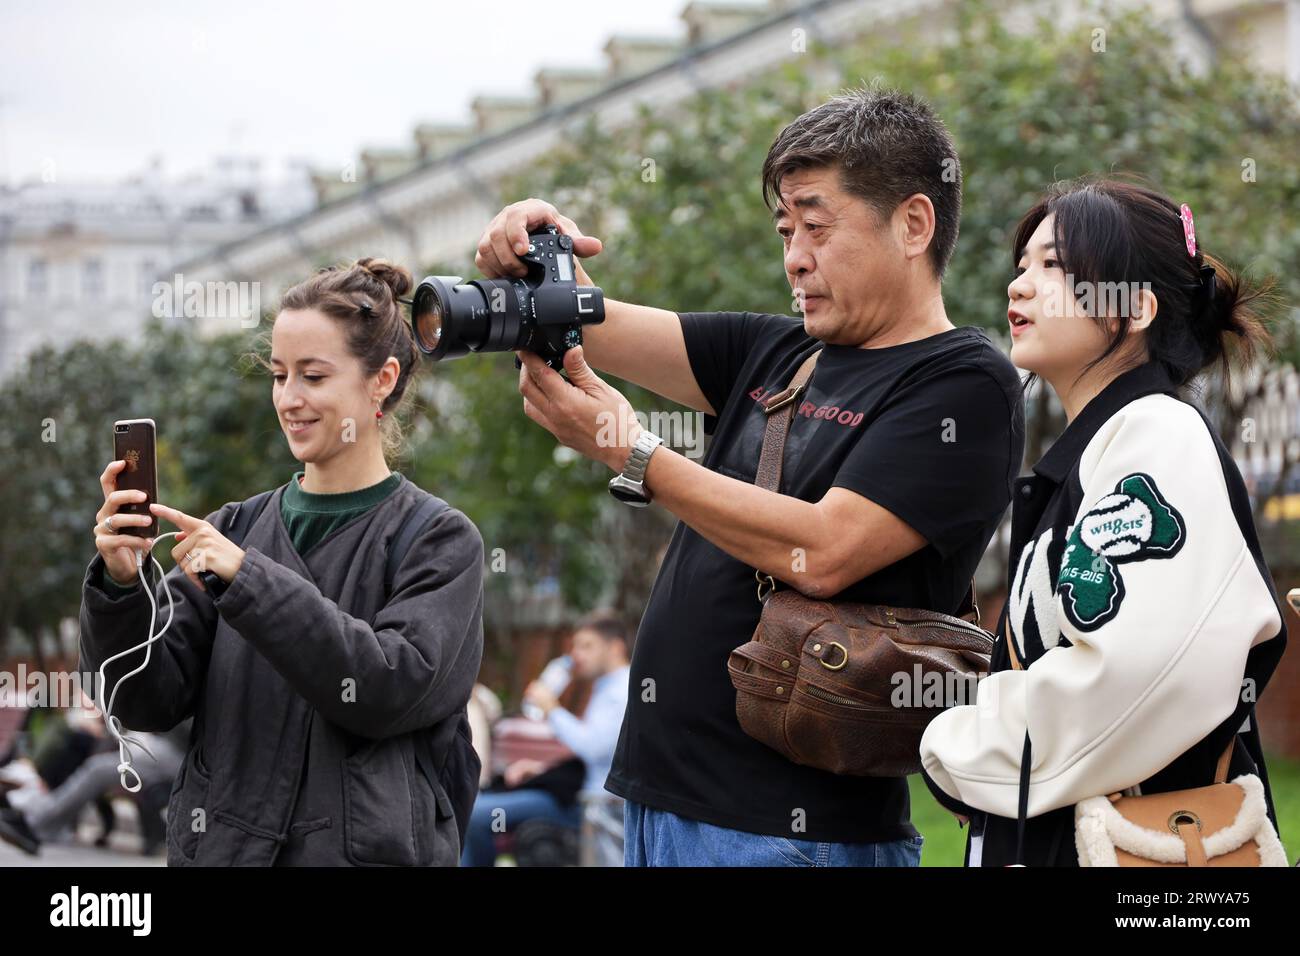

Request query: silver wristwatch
[{"left": 608, "top": 431, "right": 664, "bottom": 506}]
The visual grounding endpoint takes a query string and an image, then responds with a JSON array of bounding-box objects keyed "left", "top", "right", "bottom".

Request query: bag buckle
[
  {"left": 762, "top": 384, "right": 805, "bottom": 415},
  {"left": 755, "top": 569, "right": 776, "bottom": 603},
  {"left": 818, "top": 641, "right": 848, "bottom": 671}
]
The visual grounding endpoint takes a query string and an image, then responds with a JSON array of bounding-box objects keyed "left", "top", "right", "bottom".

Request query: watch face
[{"left": 609, "top": 480, "right": 650, "bottom": 506}]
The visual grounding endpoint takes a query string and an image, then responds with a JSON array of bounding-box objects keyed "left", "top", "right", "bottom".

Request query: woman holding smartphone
[
  {"left": 919, "top": 180, "right": 1288, "bottom": 866},
  {"left": 78, "top": 258, "right": 485, "bottom": 866}
]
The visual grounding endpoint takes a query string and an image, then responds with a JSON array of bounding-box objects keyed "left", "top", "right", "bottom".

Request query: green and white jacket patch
[{"left": 1057, "top": 472, "right": 1186, "bottom": 631}]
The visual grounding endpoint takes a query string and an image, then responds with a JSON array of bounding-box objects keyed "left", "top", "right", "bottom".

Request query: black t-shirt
[{"left": 605, "top": 311, "right": 1026, "bottom": 842}]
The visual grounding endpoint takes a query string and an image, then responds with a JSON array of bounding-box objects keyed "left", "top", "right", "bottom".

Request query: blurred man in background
[{"left": 461, "top": 609, "right": 630, "bottom": 866}]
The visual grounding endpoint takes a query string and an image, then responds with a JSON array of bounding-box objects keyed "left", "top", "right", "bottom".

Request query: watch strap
[{"left": 622, "top": 431, "right": 663, "bottom": 483}]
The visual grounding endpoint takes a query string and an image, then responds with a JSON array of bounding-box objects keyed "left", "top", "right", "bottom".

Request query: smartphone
[{"left": 113, "top": 419, "right": 158, "bottom": 538}]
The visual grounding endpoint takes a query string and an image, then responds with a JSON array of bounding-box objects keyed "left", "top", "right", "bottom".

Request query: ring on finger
[{"left": 101, "top": 515, "right": 115, "bottom": 533}]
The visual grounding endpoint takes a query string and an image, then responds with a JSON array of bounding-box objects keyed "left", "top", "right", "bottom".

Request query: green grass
[
  {"left": 909, "top": 775, "right": 972, "bottom": 866},
  {"left": 909, "top": 753, "right": 1300, "bottom": 866},
  {"left": 1265, "top": 754, "right": 1300, "bottom": 864}
]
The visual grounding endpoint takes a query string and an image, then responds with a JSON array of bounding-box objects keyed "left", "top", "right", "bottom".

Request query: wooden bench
[{"left": 489, "top": 717, "right": 576, "bottom": 777}]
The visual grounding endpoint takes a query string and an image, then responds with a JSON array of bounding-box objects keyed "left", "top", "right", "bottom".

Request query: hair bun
[
  {"left": 1196, "top": 252, "right": 1274, "bottom": 373},
  {"left": 355, "top": 257, "right": 413, "bottom": 299}
]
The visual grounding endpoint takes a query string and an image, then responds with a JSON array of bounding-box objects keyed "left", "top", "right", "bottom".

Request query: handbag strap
[
  {"left": 754, "top": 348, "right": 823, "bottom": 493},
  {"left": 750, "top": 346, "right": 978, "bottom": 622},
  {"left": 1006, "top": 609, "right": 1031, "bottom": 864},
  {"left": 753, "top": 349, "right": 823, "bottom": 601},
  {"left": 1014, "top": 733, "right": 1032, "bottom": 866},
  {"left": 1005, "top": 610, "right": 1023, "bottom": 671},
  {"left": 1212, "top": 734, "right": 1235, "bottom": 785}
]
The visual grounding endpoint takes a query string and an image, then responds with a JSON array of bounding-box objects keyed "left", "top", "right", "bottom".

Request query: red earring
[{"left": 376, "top": 406, "right": 383, "bottom": 420}]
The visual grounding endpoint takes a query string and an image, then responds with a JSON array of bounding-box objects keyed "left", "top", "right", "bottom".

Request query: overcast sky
[{"left": 0, "top": 0, "right": 694, "bottom": 187}]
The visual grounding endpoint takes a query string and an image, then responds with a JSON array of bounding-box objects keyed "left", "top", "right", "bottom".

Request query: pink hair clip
[{"left": 1179, "top": 203, "right": 1197, "bottom": 257}]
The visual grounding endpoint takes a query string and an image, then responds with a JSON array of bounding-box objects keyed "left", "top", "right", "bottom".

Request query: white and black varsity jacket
[{"left": 918, "top": 360, "right": 1288, "bottom": 866}]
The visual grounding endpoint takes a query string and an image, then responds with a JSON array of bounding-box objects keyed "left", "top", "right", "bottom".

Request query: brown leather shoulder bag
[{"left": 726, "top": 348, "right": 995, "bottom": 777}]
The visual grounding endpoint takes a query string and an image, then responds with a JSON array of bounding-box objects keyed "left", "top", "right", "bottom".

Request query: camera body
[{"left": 411, "top": 225, "right": 605, "bottom": 369}]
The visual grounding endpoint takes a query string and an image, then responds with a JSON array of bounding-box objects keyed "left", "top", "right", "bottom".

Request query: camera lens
[
  {"left": 410, "top": 275, "right": 522, "bottom": 361},
  {"left": 410, "top": 254, "right": 603, "bottom": 365},
  {"left": 414, "top": 297, "right": 443, "bottom": 353},
  {"left": 411, "top": 277, "right": 487, "bottom": 360}
]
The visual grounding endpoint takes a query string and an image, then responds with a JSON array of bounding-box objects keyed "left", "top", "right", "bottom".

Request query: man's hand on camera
[
  {"left": 476, "top": 198, "right": 602, "bottom": 280},
  {"left": 517, "top": 346, "right": 642, "bottom": 474}
]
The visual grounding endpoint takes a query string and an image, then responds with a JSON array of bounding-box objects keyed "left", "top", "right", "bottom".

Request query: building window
[
  {"left": 139, "top": 259, "right": 157, "bottom": 296},
  {"left": 83, "top": 258, "right": 104, "bottom": 299},
  {"left": 27, "top": 259, "right": 48, "bottom": 298}
]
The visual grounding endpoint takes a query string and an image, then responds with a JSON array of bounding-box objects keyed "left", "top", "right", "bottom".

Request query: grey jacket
[{"left": 78, "top": 475, "right": 485, "bottom": 866}]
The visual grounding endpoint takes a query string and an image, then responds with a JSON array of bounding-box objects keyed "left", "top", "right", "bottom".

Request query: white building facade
[{"left": 0, "top": 157, "right": 313, "bottom": 378}]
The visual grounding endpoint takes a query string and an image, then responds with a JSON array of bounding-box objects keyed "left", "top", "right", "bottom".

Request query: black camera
[{"left": 410, "top": 225, "right": 605, "bottom": 369}]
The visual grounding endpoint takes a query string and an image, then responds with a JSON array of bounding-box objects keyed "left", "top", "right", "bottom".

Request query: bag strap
[
  {"left": 754, "top": 349, "right": 823, "bottom": 493},
  {"left": 1213, "top": 738, "right": 1235, "bottom": 785},
  {"left": 753, "top": 349, "right": 822, "bottom": 601},
  {"left": 222, "top": 489, "right": 276, "bottom": 549},
  {"left": 385, "top": 493, "right": 449, "bottom": 597},
  {"left": 751, "top": 348, "right": 978, "bottom": 621},
  {"left": 1014, "top": 732, "right": 1032, "bottom": 866},
  {"left": 1006, "top": 608, "right": 1031, "bottom": 865},
  {"left": 1005, "top": 616, "right": 1023, "bottom": 672},
  {"left": 196, "top": 490, "right": 276, "bottom": 591}
]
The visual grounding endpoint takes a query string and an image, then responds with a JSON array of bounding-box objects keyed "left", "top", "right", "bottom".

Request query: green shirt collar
[{"left": 283, "top": 470, "right": 403, "bottom": 514}]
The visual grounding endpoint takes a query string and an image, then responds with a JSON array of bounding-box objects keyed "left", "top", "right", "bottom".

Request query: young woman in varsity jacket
[
  {"left": 919, "top": 180, "right": 1288, "bottom": 867},
  {"left": 76, "top": 260, "right": 485, "bottom": 866}
]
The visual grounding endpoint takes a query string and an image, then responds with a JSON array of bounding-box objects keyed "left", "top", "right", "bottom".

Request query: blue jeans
[
  {"left": 460, "top": 788, "right": 583, "bottom": 867},
  {"left": 624, "top": 800, "right": 923, "bottom": 867}
]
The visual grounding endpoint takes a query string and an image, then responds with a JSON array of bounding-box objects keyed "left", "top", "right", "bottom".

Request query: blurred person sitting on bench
[
  {"left": 0, "top": 694, "right": 186, "bottom": 856},
  {"left": 461, "top": 609, "right": 631, "bottom": 866}
]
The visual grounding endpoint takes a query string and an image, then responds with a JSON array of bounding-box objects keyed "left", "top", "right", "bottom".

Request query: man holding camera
[{"left": 477, "top": 88, "right": 1025, "bottom": 866}]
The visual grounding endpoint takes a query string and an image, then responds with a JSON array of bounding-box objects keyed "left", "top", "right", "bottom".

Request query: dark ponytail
[{"left": 1192, "top": 252, "right": 1273, "bottom": 384}]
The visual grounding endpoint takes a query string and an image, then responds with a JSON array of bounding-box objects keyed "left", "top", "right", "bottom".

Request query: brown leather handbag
[
  {"left": 1073, "top": 745, "right": 1290, "bottom": 866},
  {"left": 726, "top": 348, "right": 996, "bottom": 777}
]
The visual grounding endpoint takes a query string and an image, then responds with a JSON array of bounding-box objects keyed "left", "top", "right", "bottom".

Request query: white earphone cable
[{"left": 95, "top": 532, "right": 183, "bottom": 792}]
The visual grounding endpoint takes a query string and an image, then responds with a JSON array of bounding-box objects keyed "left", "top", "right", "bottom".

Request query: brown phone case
[{"left": 113, "top": 419, "right": 158, "bottom": 538}]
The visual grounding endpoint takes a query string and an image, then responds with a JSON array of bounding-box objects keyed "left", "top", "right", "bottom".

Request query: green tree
[{"left": 0, "top": 321, "right": 294, "bottom": 660}]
